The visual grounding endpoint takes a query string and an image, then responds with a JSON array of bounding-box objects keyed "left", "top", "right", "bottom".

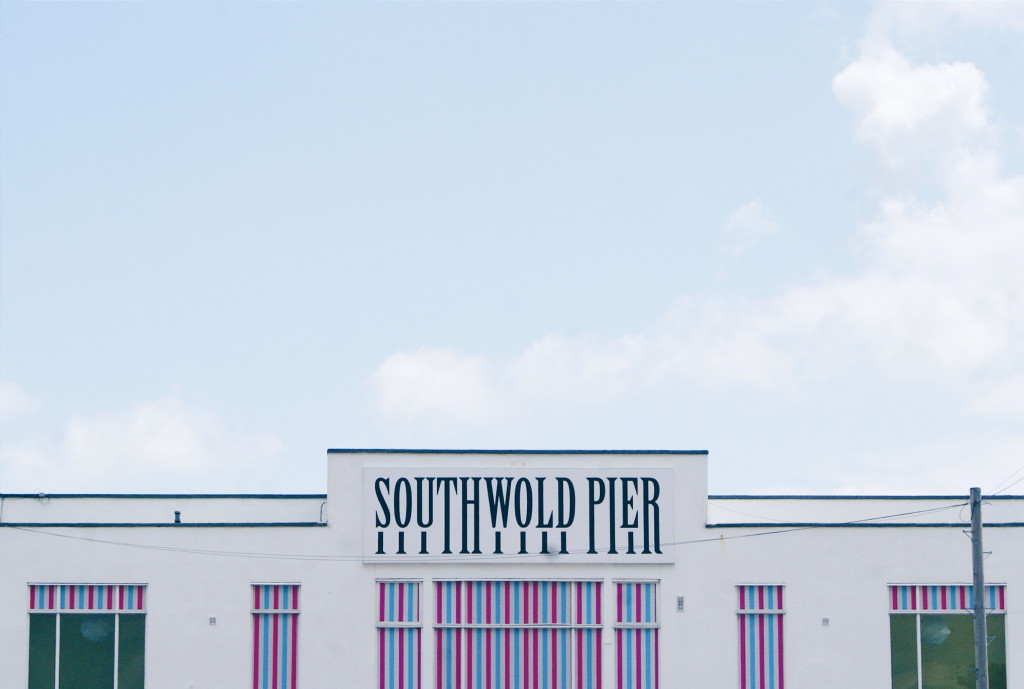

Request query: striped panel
[
  {"left": 254, "top": 611, "right": 298, "bottom": 689},
  {"left": 738, "top": 612, "right": 783, "bottom": 689},
  {"left": 437, "top": 581, "right": 579, "bottom": 625},
  {"left": 434, "top": 582, "right": 603, "bottom": 689},
  {"left": 380, "top": 581, "right": 421, "bottom": 623},
  {"left": 614, "top": 583, "right": 658, "bottom": 689},
  {"left": 28, "top": 584, "right": 146, "bottom": 612},
  {"left": 615, "top": 628, "right": 658, "bottom": 689},
  {"left": 616, "top": 582, "right": 657, "bottom": 624},
  {"left": 380, "top": 627, "right": 420, "bottom": 689},
  {"left": 737, "top": 585, "right": 783, "bottom": 613},
  {"left": 437, "top": 628, "right": 579, "bottom": 689},
  {"left": 379, "top": 582, "right": 421, "bottom": 689},
  {"left": 576, "top": 582, "right": 602, "bottom": 626},
  {"left": 254, "top": 584, "right": 300, "bottom": 612},
  {"left": 889, "top": 585, "right": 1006, "bottom": 612},
  {"left": 253, "top": 585, "right": 299, "bottom": 689},
  {"left": 576, "top": 629, "right": 602, "bottom": 689}
]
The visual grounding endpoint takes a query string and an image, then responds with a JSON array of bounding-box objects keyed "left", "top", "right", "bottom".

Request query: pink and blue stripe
[
  {"left": 435, "top": 581, "right": 602, "bottom": 689},
  {"left": 889, "top": 584, "right": 1006, "bottom": 612},
  {"left": 379, "top": 582, "right": 421, "bottom": 689},
  {"left": 614, "top": 582, "right": 658, "bottom": 689},
  {"left": 28, "top": 584, "right": 145, "bottom": 612},
  {"left": 253, "top": 584, "right": 299, "bottom": 689},
  {"left": 737, "top": 586, "right": 783, "bottom": 689}
]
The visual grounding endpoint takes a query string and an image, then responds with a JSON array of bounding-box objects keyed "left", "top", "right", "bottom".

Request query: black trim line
[
  {"left": 0, "top": 494, "right": 326, "bottom": 499},
  {"left": 1, "top": 522, "right": 327, "bottom": 528},
  {"left": 709, "top": 495, "right": 1022, "bottom": 500},
  {"left": 707, "top": 522, "right": 1024, "bottom": 528}
]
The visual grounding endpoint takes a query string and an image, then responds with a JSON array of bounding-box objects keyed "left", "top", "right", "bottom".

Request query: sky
[{"left": 2, "top": 1, "right": 1024, "bottom": 496}]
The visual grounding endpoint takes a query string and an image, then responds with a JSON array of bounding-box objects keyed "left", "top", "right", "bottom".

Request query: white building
[{"left": 2, "top": 449, "right": 1020, "bottom": 689}]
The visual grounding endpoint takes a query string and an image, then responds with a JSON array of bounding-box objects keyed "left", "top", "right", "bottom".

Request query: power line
[
  {"left": 6, "top": 501, "right": 969, "bottom": 563},
  {"left": 989, "top": 463, "right": 1024, "bottom": 495}
]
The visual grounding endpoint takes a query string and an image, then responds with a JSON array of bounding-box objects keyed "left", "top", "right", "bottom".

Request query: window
[
  {"left": 889, "top": 584, "right": 1007, "bottom": 689},
  {"left": 434, "top": 580, "right": 603, "bottom": 689},
  {"left": 614, "top": 582, "right": 658, "bottom": 689},
  {"left": 378, "top": 581, "right": 421, "bottom": 689},
  {"left": 253, "top": 584, "right": 299, "bottom": 689},
  {"left": 28, "top": 584, "right": 146, "bottom": 689},
  {"left": 737, "top": 585, "right": 783, "bottom": 689}
]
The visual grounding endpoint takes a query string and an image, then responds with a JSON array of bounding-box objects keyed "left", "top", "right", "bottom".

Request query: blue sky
[{"left": 2, "top": 1, "right": 1023, "bottom": 495}]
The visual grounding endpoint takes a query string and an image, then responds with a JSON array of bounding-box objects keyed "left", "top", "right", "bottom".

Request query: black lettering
[
  {"left": 514, "top": 477, "right": 533, "bottom": 528},
  {"left": 621, "top": 477, "right": 639, "bottom": 528},
  {"left": 587, "top": 478, "right": 606, "bottom": 554},
  {"left": 460, "top": 477, "right": 482, "bottom": 554},
  {"left": 394, "top": 478, "right": 412, "bottom": 528},
  {"left": 415, "top": 477, "right": 435, "bottom": 528},
  {"left": 374, "top": 478, "right": 391, "bottom": 528},
  {"left": 485, "top": 477, "right": 513, "bottom": 528},
  {"left": 556, "top": 477, "right": 576, "bottom": 528},
  {"left": 642, "top": 477, "right": 661, "bottom": 554},
  {"left": 607, "top": 477, "right": 618, "bottom": 554},
  {"left": 436, "top": 477, "right": 459, "bottom": 554},
  {"left": 536, "top": 477, "right": 554, "bottom": 528}
]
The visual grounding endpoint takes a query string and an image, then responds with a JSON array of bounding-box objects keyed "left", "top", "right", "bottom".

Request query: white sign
[{"left": 363, "top": 468, "right": 674, "bottom": 563}]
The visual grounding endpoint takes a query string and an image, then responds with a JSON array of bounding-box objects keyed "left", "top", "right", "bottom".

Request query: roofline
[
  {"left": 1, "top": 522, "right": 328, "bottom": 528},
  {"left": 327, "top": 449, "right": 708, "bottom": 455},
  {"left": 0, "top": 494, "right": 327, "bottom": 499},
  {"left": 709, "top": 495, "right": 1023, "bottom": 500},
  {"left": 707, "top": 522, "right": 1024, "bottom": 529}
]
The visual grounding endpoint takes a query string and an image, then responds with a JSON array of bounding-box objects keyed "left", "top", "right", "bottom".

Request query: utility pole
[{"left": 970, "top": 487, "right": 988, "bottom": 689}]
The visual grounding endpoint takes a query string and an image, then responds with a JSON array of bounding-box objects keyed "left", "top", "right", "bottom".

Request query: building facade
[{"left": 1, "top": 449, "right": 1020, "bottom": 689}]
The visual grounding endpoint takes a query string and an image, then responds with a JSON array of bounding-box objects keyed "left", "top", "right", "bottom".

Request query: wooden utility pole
[{"left": 970, "top": 487, "right": 989, "bottom": 689}]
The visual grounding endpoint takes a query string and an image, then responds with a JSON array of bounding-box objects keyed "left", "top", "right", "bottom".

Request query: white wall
[{"left": 1, "top": 450, "right": 1020, "bottom": 689}]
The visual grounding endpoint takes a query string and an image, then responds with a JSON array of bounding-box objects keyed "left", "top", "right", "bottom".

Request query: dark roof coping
[
  {"left": 709, "top": 495, "right": 1022, "bottom": 500},
  {"left": 0, "top": 494, "right": 326, "bottom": 499}
]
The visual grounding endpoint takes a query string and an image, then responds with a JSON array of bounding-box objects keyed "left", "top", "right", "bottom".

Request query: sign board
[{"left": 364, "top": 468, "right": 674, "bottom": 563}]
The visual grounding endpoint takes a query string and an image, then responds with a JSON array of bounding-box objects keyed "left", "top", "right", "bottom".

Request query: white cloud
[
  {"left": 832, "top": 45, "right": 990, "bottom": 170},
  {"left": 867, "top": 2, "right": 1024, "bottom": 42},
  {"left": 722, "top": 200, "right": 779, "bottom": 256},
  {"left": 368, "top": 9, "right": 1024, "bottom": 450},
  {"left": 0, "top": 380, "right": 40, "bottom": 422},
  {"left": 371, "top": 349, "right": 500, "bottom": 425},
  {"left": 0, "top": 393, "right": 284, "bottom": 492}
]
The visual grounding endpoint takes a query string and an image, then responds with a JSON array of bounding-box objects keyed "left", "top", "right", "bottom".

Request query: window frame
[
  {"left": 432, "top": 579, "right": 605, "bottom": 689},
  {"left": 735, "top": 584, "right": 784, "bottom": 689},
  {"left": 888, "top": 584, "right": 1007, "bottom": 689},
  {"left": 27, "top": 583, "right": 147, "bottom": 689},
  {"left": 376, "top": 579, "right": 422, "bottom": 689},
  {"left": 613, "top": 580, "right": 660, "bottom": 689},
  {"left": 251, "top": 583, "right": 300, "bottom": 689}
]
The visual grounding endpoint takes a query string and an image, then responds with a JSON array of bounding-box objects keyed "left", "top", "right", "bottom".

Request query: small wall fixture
[
  {"left": 174, "top": 511, "right": 181, "bottom": 524},
  {"left": 676, "top": 596, "right": 685, "bottom": 612},
  {"left": 209, "top": 617, "right": 217, "bottom": 625},
  {"left": 822, "top": 617, "right": 830, "bottom": 626}
]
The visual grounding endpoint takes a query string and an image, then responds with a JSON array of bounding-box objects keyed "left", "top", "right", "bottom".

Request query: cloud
[
  {"left": 368, "top": 9, "right": 1024, "bottom": 448},
  {"left": 0, "top": 380, "right": 40, "bottom": 422},
  {"left": 722, "top": 200, "right": 779, "bottom": 256},
  {"left": 371, "top": 349, "right": 500, "bottom": 425},
  {"left": 0, "top": 393, "right": 285, "bottom": 492},
  {"left": 833, "top": 45, "right": 990, "bottom": 171}
]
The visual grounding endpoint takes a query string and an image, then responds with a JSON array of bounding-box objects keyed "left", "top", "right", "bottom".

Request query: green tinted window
[
  {"left": 27, "top": 613, "right": 144, "bottom": 689},
  {"left": 118, "top": 614, "right": 146, "bottom": 689},
  {"left": 891, "top": 614, "right": 1007, "bottom": 689},
  {"left": 60, "top": 614, "right": 116, "bottom": 689},
  {"left": 28, "top": 615, "right": 56, "bottom": 689},
  {"left": 889, "top": 614, "right": 918, "bottom": 689}
]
